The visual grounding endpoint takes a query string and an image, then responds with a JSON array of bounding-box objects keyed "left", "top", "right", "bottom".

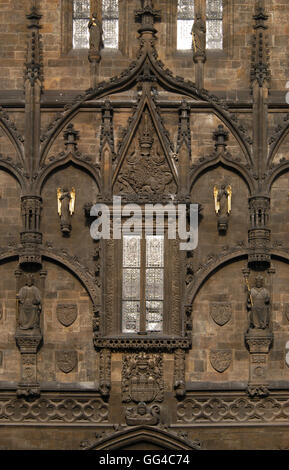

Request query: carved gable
[{"left": 113, "top": 105, "right": 177, "bottom": 200}]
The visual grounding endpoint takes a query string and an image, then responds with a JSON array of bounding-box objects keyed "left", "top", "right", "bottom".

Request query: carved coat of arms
[
  {"left": 56, "top": 350, "right": 78, "bottom": 373},
  {"left": 56, "top": 304, "right": 78, "bottom": 327},
  {"left": 210, "top": 302, "right": 232, "bottom": 326},
  {"left": 122, "top": 352, "right": 164, "bottom": 404},
  {"left": 210, "top": 350, "right": 232, "bottom": 373}
]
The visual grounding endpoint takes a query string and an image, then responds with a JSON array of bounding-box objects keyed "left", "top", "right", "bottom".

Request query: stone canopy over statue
[
  {"left": 246, "top": 275, "right": 270, "bottom": 330},
  {"left": 17, "top": 275, "right": 42, "bottom": 332}
]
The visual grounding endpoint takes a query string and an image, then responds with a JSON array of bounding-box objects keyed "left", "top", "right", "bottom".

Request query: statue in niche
[
  {"left": 88, "top": 12, "right": 103, "bottom": 61},
  {"left": 17, "top": 275, "right": 42, "bottom": 332},
  {"left": 125, "top": 402, "right": 160, "bottom": 426},
  {"left": 213, "top": 184, "right": 232, "bottom": 234},
  {"left": 191, "top": 14, "right": 206, "bottom": 58},
  {"left": 246, "top": 275, "right": 270, "bottom": 330},
  {"left": 57, "top": 188, "right": 75, "bottom": 235}
]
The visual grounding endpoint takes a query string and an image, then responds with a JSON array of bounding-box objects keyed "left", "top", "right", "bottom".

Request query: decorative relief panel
[
  {"left": 177, "top": 396, "right": 289, "bottom": 424},
  {"left": 0, "top": 397, "right": 108, "bottom": 423},
  {"left": 114, "top": 109, "right": 177, "bottom": 200}
]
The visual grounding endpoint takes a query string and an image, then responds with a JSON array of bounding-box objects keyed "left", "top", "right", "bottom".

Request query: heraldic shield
[
  {"left": 209, "top": 350, "right": 232, "bottom": 373},
  {"left": 210, "top": 302, "right": 232, "bottom": 326},
  {"left": 122, "top": 353, "right": 164, "bottom": 404}
]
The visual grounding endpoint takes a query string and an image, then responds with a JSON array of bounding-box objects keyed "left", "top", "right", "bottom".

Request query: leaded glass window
[
  {"left": 73, "top": 0, "right": 90, "bottom": 49},
  {"left": 206, "top": 0, "right": 223, "bottom": 49},
  {"left": 102, "top": 0, "right": 119, "bottom": 49},
  {"left": 122, "top": 235, "right": 164, "bottom": 334},
  {"left": 177, "top": 0, "right": 195, "bottom": 50}
]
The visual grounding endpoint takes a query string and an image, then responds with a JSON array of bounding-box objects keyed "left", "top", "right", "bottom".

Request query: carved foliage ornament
[
  {"left": 209, "top": 350, "right": 232, "bottom": 373},
  {"left": 56, "top": 304, "right": 78, "bottom": 327},
  {"left": 210, "top": 302, "right": 232, "bottom": 326},
  {"left": 56, "top": 350, "right": 78, "bottom": 373}
]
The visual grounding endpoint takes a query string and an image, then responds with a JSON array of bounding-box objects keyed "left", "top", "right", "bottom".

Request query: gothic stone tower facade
[{"left": 1, "top": 0, "right": 289, "bottom": 450}]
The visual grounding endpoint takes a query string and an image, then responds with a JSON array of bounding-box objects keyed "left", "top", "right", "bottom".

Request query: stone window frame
[
  {"left": 166, "top": 0, "right": 234, "bottom": 59},
  {"left": 114, "top": 226, "right": 173, "bottom": 338},
  {"left": 61, "top": 0, "right": 121, "bottom": 55}
]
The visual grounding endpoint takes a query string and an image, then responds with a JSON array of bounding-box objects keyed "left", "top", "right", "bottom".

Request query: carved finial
[
  {"left": 135, "top": 0, "right": 161, "bottom": 38},
  {"left": 250, "top": 3, "right": 270, "bottom": 88},
  {"left": 24, "top": 4, "right": 43, "bottom": 88},
  {"left": 100, "top": 100, "right": 115, "bottom": 159},
  {"left": 63, "top": 124, "right": 79, "bottom": 151},
  {"left": 139, "top": 111, "right": 154, "bottom": 156},
  {"left": 176, "top": 100, "right": 191, "bottom": 156},
  {"left": 213, "top": 125, "right": 229, "bottom": 152}
]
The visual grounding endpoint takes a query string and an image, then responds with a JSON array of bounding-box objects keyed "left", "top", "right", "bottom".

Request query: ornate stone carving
[
  {"left": 192, "top": 13, "right": 206, "bottom": 63},
  {"left": 177, "top": 396, "right": 289, "bottom": 424},
  {"left": 125, "top": 402, "right": 160, "bottom": 426},
  {"left": 250, "top": 5, "right": 270, "bottom": 88},
  {"left": 246, "top": 275, "right": 271, "bottom": 331},
  {"left": 122, "top": 352, "right": 163, "bottom": 404},
  {"left": 20, "top": 196, "right": 43, "bottom": 267},
  {"left": 88, "top": 13, "right": 104, "bottom": 63},
  {"left": 57, "top": 188, "right": 75, "bottom": 236},
  {"left": 94, "top": 337, "right": 191, "bottom": 352},
  {"left": 174, "top": 349, "right": 186, "bottom": 398},
  {"left": 213, "top": 184, "right": 232, "bottom": 234},
  {"left": 56, "top": 304, "right": 78, "bottom": 327},
  {"left": 81, "top": 424, "right": 201, "bottom": 450},
  {"left": 209, "top": 350, "right": 232, "bottom": 373},
  {"left": 247, "top": 384, "right": 269, "bottom": 398},
  {"left": 99, "top": 349, "right": 111, "bottom": 399},
  {"left": 114, "top": 110, "right": 176, "bottom": 198},
  {"left": 56, "top": 351, "right": 78, "bottom": 374},
  {"left": 284, "top": 303, "right": 289, "bottom": 322},
  {"left": 0, "top": 397, "right": 108, "bottom": 423},
  {"left": 25, "top": 6, "right": 44, "bottom": 88},
  {"left": 16, "top": 274, "right": 42, "bottom": 333},
  {"left": 63, "top": 123, "right": 79, "bottom": 152},
  {"left": 248, "top": 196, "right": 271, "bottom": 267},
  {"left": 210, "top": 302, "right": 232, "bottom": 326}
]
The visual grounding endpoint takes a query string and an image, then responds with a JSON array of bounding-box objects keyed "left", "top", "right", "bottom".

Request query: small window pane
[
  {"left": 177, "top": 0, "right": 194, "bottom": 50},
  {"left": 146, "top": 301, "right": 163, "bottom": 332},
  {"left": 102, "top": 0, "right": 119, "bottom": 49},
  {"left": 146, "top": 269, "right": 164, "bottom": 300},
  {"left": 123, "top": 235, "right": 141, "bottom": 267},
  {"left": 146, "top": 236, "right": 164, "bottom": 268},
  {"left": 73, "top": 0, "right": 90, "bottom": 49},
  {"left": 123, "top": 269, "right": 140, "bottom": 300},
  {"left": 122, "top": 301, "right": 140, "bottom": 333},
  {"left": 206, "top": 0, "right": 223, "bottom": 49},
  {"left": 73, "top": 19, "right": 89, "bottom": 49},
  {"left": 74, "top": 0, "right": 90, "bottom": 18}
]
